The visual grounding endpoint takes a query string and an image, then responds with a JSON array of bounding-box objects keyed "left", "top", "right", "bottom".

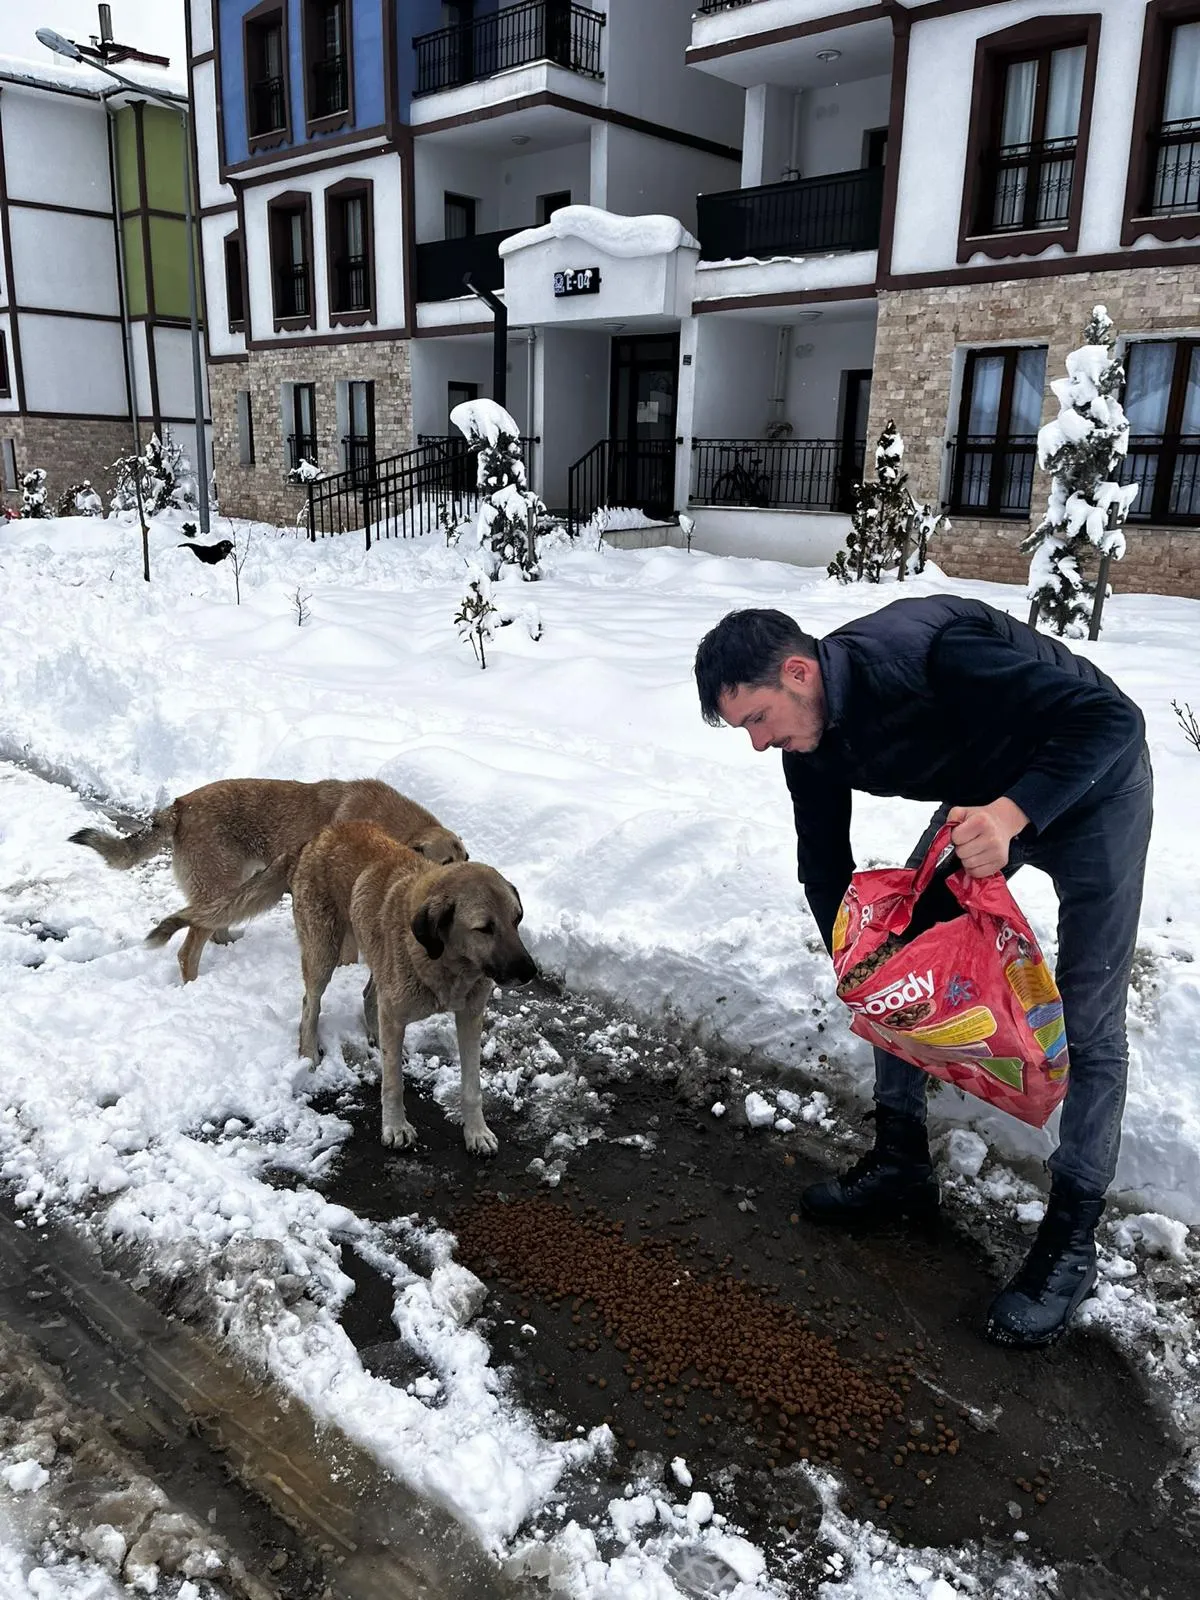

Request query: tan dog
[
  {"left": 72, "top": 777, "right": 467, "bottom": 982},
  {"left": 145, "top": 821, "right": 537, "bottom": 1154}
]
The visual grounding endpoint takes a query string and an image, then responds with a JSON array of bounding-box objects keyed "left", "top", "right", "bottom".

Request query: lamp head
[{"left": 36, "top": 28, "right": 84, "bottom": 60}]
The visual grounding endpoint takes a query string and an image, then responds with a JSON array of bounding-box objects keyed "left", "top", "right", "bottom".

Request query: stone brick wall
[
  {"left": 867, "top": 263, "right": 1200, "bottom": 598},
  {"left": 0, "top": 415, "right": 138, "bottom": 514},
  {"left": 209, "top": 342, "right": 414, "bottom": 528}
]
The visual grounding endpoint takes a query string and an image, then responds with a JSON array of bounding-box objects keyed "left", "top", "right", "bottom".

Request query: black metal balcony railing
[
  {"left": 413, "top": 0, "right": 605, "bottom": 97},
  {"left": 696, "top": 166, "right": 885, "bottom": 262},
  {"left": 288, "top": 432, "right": 318, "bottom": 470},
  {"left": 1149, "top": 118, "right": 1200, "bottom": 215},
  {"left": 567, "top": 438, "right": 677, "bottom": 533},
  {"left": 982, "top": 137, "right": 1076, "bottom": 233},
  {"left": 310, "top": 53, "right": 349, "bottom": 118},
  {"left": 275, "top": 263, "right": 310, "bottom": 319},
  {"left": 333, "top": 254, "right": 369, "bottom": 311},
  {"left": 415, "top": 227, "right": 523, "bottom": 301},
  {"left": 342, "top": 434, "right": 374, "bottom": 479},
  {"left": 1120, "top": 434, "right": 1200, "bottom": 524},
  {"left": 946, "top": 435, "right": 1038, "bottom": 518},
  {"left": 696, "top": 1, "right": 758, "bottom": 12},
  {"left": 250, "top": 74, "right": 287, "bottom": 135},
  {"left": 692, "top": 438, "right": 864, "bottom": 513}
]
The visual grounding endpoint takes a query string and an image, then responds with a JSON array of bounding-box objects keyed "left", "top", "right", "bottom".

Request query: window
[
  {"left": 245, "top": 3, "right": 289, "bottom": 145},
  {"left": 0, "top": 332, "right": 10, "bottom": 398},
  {"left": 224, "top": 233, "right": 245, "bottom": 330},
  {"left": 537, "top": 190, "right": 571, "bottom": 226},
  {"left": 863, "top": 128, "right": 888, "bottom": 169},
  {"left": 288, "top": 383, "right": 317, "bottom": 469},
  {"left": 326, "top": 180, "right": 374, "bottom": 324},
  {"left": 949, "top": 347, "right": 1046, "bottom": 518},
  {"left": 1124, "top": 4, "right": 1200, "bottom": 242},
  {"left": 1, "top": 437, "right": 16, "bottom": 491},
  {"left": 958, "top": 17, "right": 1099, "bottom": 262},
  {"left": 1121, "top": 340, "right": 1200, "bottom": 524},
  {"left": 444, "top": 192, "right": 477, "bottom": 240},
  {"left": 236, "top": 390, "right": 255, "bottom": 465},
  {"left": 305, "top": 0, "right": 352, "bottom": 130},
  {"left": 343, "top": 379, "right": 375, "bottom": 476},
  {"left": 268, "top": 194, "right": 314, "bottom": 327},
  {"left": 447, "top": 379, "right": 478, "bottom": 432}
]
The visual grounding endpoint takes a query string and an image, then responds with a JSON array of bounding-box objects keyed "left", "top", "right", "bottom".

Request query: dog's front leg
[
  {"left": 456, "top": 993, "right": 497, "bottom": 1156},
  {"left": 378, "top": 995, "right": 417, "bottom": 1149}
]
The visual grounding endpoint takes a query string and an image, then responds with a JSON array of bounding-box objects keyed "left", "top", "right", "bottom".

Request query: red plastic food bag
[{"left": 830, "top": 825, "right": 1069, "bottom": 1127}]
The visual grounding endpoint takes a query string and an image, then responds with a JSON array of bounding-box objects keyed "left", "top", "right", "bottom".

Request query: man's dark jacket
[{"left": 783, "top": 595, "right": 1146, "bottom": 948}]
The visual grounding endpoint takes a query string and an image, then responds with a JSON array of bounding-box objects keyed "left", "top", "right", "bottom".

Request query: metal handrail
[
  {"left": 413, "top": 1, "right": 605, "bottom": 96},
  {"left": 310, "top": 54, "right": 348, "bottom": 118},
  {"left": 697, "top": 166, "right": 885, "bottom": 261},
  {"left": 946, "top": 434, "right": 1037, "bottom": 518},
  {"left": 250, "top": 74, "right": 286, "bottom": 135},
  {"left": 691, "top": 437, "right": 862, "bottom": 512}
]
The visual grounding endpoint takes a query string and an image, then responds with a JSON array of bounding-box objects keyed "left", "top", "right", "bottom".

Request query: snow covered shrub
[
  {"left": 19, "top": 469, "right": 48, "bottom": 518},
  {"left": 437, "top": 498, "right": 471, "bottom": 547},
  {"left": 454, "top": 566, "right": 499, "bottom": 669},
  {"left": 55, "top": 480, "right": 103, "bottom": 518},
  {"left": 286, "top": 458, "right": 323, "bottom": 485},
  {"left": 828, "top": 421, "right": 947, "bottom": 583},
  {"left": 1024, "top": 306, "right": 1139, "bottom": 638},
  {"left": 1173, "top": 700, "right": 1200, "bottom": 755},
  {"left": 450, "top": 398, "right": 543, "bottom": 581},
  {"left": 111, "top": 432, "right": 196, "bottom": 516}
]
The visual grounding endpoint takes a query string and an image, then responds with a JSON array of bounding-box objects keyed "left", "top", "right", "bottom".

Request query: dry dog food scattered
[{"left": 455, "top": 1196, "right": 907, "bottom": 1461}]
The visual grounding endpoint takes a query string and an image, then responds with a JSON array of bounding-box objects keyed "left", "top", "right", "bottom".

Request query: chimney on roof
[{"left": 98, "top": 5, "right": 114, "bottom": 48}]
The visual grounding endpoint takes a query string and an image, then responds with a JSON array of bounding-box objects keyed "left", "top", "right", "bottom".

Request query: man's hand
[{"left": 947, "top": 798, "right": 1030, "bottom": 879}]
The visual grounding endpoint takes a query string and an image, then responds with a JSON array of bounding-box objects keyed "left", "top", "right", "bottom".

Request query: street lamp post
[{"left": 36, "top": 27, "right": 211, "bottom": 538}]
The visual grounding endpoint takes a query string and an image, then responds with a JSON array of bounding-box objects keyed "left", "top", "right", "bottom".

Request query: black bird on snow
[{"left": 177, "top": 538, "right": 234, "bottom": 565}]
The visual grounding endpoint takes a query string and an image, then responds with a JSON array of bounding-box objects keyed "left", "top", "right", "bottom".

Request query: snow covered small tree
[
  {"left": 55, "top": 481, "right": 103, "bottom": 518},
  {"left": 450, "top": 398, "right": 543, "bottom": 581},
  {"left": 828, "top": 421, "right": 947, "bottom": 583},
  {"left": 19, "top": 468, "right": 48, "bottom": 518},
  {"left": 454, "top": 566, "right": 499, "bottom": 669},
  {"left": 111, "top": 432, "right": 196, "bottom": 517},
  {"left": 1023, "top": 306, "right": 1139, "bottom": 638}
]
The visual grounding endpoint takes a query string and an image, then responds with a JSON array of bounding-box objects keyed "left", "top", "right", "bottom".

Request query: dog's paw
[
  {"left": 464, "top": 1121, "right": 499, "bottom": 1157},
  {"left": 382, "top": 1116, "right": 417, "bottom": 1149}
]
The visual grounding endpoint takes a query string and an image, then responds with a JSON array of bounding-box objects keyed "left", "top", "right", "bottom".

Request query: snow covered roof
[
  {"left": 498, "top": 204, "right": 699, "bottom": 261},
  {"left": 0, "top": 50, "right": 185, "bottom": 104}
]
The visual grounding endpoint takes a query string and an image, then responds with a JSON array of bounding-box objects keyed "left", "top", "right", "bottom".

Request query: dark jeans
[{"left": 874, "top": 746, "right": 1154, "bottom": 1197}]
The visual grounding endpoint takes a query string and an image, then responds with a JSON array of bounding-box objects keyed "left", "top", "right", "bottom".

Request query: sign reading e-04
[{"left": 553, "top": 267, "right": 601, "bottom": 297}]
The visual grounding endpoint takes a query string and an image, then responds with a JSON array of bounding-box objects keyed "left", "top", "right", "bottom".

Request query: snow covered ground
[{"left": 1, "top": 508, "right": 1198, "bottom": 1598}]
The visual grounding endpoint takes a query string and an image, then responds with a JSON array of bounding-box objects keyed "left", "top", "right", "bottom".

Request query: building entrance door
[{"left": 608, "top": 333, "right": 679, "bottom": 519}]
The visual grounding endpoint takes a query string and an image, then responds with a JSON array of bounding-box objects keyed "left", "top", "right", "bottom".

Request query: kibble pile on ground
[{"left": 455, "top": 1194, "right": 962, "bottom": 1517}]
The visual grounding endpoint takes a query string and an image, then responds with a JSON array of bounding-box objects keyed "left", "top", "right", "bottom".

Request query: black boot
[
  {"left": 800, "top": 1105, "right": 940, "bottom": 1230},
  {"left": 985, "top": 1179, "right": 1104, "bottom": 1349}
]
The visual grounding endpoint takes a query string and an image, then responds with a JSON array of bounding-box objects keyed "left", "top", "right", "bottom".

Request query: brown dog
[
  {"left": 145, "top": 821, "right": 537, "bottom": 1154},
  {"left": 72, "top": 777, "right": 467, "bottom": 982}
]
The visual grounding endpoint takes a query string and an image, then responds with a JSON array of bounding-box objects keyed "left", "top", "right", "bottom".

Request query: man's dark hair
[{"left": 694, "top": 608, "right": 819, "bottom": 726}]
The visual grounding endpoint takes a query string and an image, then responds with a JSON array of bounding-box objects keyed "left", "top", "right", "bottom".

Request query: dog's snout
[{"left": 490, "top": 949, "right": 538, "bottom": 986}]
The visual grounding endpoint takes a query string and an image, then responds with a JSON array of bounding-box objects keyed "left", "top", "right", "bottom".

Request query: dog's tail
[
  {"left": 144, "top": 852, "right": 294, "bottom": 948},
  {"left": 70, "top": 805, "right": 178, "bottom": 870}
]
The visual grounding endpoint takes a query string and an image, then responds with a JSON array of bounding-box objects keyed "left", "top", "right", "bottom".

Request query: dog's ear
[
  {"left": 505, "top": 880, "right": 524, "bottom": 922},
  {"left": 411, "top": 894, "right": 455, "bottom": 959}
]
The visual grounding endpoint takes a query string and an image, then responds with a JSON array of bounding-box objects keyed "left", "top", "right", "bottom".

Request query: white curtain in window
[
  {"left": 1010, "top": 348, "right": 1047, "bottom": 434},
  {"left": 345, "top": 196, "right": 364, "bottom": 257},
  {"left": 1045, "top": 46, "right": 1085, "bottom": 141},
  {"left": 1000, "top": 58, "right": 1037, "bottom": 146},
  {"left": 1182, "top": 348, "right": 1200, "bottom": 436},
  {"left": 1123, "top": 343, "right": 1176, "bottom": 435},
  {"left": 967, "top": 354, "right": 1005, "bottom": 433},
  {"left": 1165, "top": 22, "right": 1200, "bottom": 123}
]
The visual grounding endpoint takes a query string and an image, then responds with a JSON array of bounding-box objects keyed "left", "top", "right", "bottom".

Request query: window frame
[
  {"left": 243, "top": 0, "right": 292, "bottom": 152},
  {"left": 303, "top": 0, "right": 355, "bottom": 137},
  {"left": 1122, "top": 0, "right": 1200, "bottom": 244},
  {"left": 223, "top": 231, "right": 246, "bottom": 331},
  {"left": 948, "top": 345, "right": 1047, "bottom": 520},
  {"left": 288, "top": 381, "right": 318, "bottom": 469},
  {"left": 236, "top": 388, "right": 256, "bottom": 466},
  {"left": 324, "top": 178, "right": 375, "bottom": 327},
  {"left": 1121, "top": 337, "right": 1200, "bottom": 524},
  {"left": 0, "top": 331, "right": 10, "bottom": 399},
  {"left": 268, "top": 191, "right": 316, "bottom": 331},
  {"left": 956, "top": 14, "right": 1101, "bottom": 264},
  {"left": 444, "top": 192, "right": 477, "bottom": 240},
  {"left": 536, "top": 190, "right": 572, "bottom": 226},
  {"left": 342, "top": 378, "right": 376, "bottom": 475}
]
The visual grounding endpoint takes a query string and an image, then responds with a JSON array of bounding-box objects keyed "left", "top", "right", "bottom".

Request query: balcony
[
  {"left": 413, "top": 0, "right": 604, "bottom": 97},
  {"left": 696, "top": 1, "right": 758, "bottom": 11},
  {"left": 946, "top": 436, "right": 1037, "bottom": 519},
  {"left": 1148, "top": 118, "right": 1200, "bottom": 215},
  {"left": 697, "top": 166, "right": 884, "bottom": 261},
  {"left": 692, "top": 438, "right": 862, "bottom": 512},
  {"left": 415, "top": 227, "right": 523, "bottom": 302}
]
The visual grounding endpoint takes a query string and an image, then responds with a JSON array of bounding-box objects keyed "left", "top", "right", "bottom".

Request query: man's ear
[{"left": 780, "top": 654, "right": 813, "bottom": 689}]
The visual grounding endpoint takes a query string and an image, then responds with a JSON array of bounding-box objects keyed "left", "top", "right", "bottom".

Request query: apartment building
[
  {"left": 0, "top": 47, "right": 207, "bottom": 508},
  {"left": 190, "top": 0, "right": 1199, "bottom": 597},
  {"left": 682, "top": 0, "right": 1199, "bottom": 595},
  {"left": 190, "top": 0, "right": 743, "bottom": 524}
]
